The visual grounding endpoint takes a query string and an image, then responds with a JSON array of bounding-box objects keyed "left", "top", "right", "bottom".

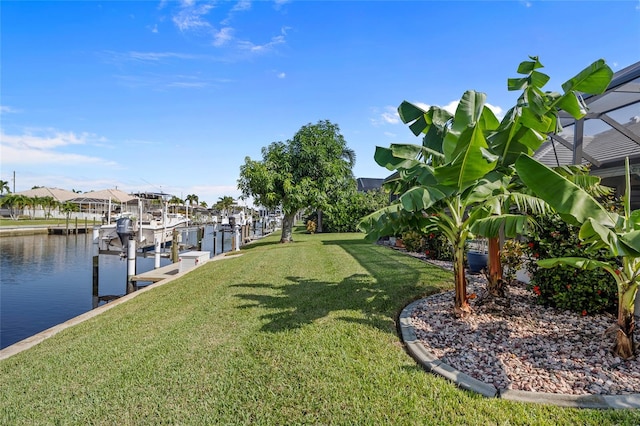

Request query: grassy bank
[
  {"left": 0, "top": 218, "right": 100, "bottom": 227},
  {"left": 1, "top": 228, "right": 638, "bottom": 424}
]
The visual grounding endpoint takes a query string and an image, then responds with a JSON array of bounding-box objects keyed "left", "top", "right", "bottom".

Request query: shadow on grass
[
  {"left": 233, "top": 238, "right": 450, "bottom": 334},
  {"left": 239, "top": 239, "right": 282, "bottom": 251},
  {"left": 240, "top": 225, "right": 308, "bottom": 251}
]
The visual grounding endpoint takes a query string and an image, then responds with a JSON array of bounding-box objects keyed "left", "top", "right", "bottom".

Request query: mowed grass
[
  {"left": 0, "top": 218, "right": 100, "bottom": 227},
  {"left": 1, "top": 228, "right": 638, "bottom": 425}
]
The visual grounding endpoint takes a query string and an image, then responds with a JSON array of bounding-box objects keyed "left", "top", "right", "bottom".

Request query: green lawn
[
  {"left": 1, "top": 228, "right": 638, "bottom": 425},
  {"left": 0, "top": 218, "right": 100, "bottom": 227}
]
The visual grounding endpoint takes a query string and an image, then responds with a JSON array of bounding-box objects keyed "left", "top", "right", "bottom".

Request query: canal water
[{"left": 0, "top": 224, "right": 252, "bottom": 350}]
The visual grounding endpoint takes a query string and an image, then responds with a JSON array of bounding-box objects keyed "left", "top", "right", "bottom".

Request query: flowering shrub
[
  {"left": 424, "top": 231, "right": 453, "bottom": 261},
  {"left": 523, "top": 213, "right": 618, "bottom": 315}
]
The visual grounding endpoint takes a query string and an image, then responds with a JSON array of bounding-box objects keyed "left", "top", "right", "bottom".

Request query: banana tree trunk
[
  {"left": 614, "top": 309, "right": 635, "bottom": 360},
  {"left": 486, "top": 237, "right": 504, "bottom": 296},
  {"left": 614, "top": 284, "right": 637, "bottom": 359},
  {"left": 453, "top": 236, "right": 471, "bottom": 317}
]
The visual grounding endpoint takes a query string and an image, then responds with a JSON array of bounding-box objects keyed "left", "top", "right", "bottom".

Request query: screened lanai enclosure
[{"left": 533, "top": 61, "right": 640, "bottom": 209}]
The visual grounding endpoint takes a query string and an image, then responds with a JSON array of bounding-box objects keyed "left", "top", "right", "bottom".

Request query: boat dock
[{"left": 132, "top": 262, "right": 180, "bottom": 283}]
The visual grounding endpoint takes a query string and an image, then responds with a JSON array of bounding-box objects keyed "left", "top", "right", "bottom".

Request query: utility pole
[{"left": 13, "top": 171, "right": 16, "bottom": 193}]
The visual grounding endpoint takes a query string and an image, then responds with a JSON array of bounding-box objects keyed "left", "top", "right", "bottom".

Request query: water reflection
[
  {"left": 0, "top": 232, "right": 177, "bottom": 349},
  {"left": 1, "top": 223, "right": 266, "bottom": 349}
]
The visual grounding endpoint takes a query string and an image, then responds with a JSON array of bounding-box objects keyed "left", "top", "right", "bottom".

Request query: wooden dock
[{"left": 48, "top": 225, "right": 91, "bottom": 235}]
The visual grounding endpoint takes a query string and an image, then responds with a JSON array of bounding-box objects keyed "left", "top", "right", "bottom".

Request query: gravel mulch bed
[{"left": 401, "top": 251, "right": 640, "bottom": 395}]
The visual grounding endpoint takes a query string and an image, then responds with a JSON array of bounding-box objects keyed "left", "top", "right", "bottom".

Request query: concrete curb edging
[
  {"left": 399, "top": 299, "right": 640, "bottom": 409},
  {"left": 0, "top": 253, "right": 241, "bottom": 361}
]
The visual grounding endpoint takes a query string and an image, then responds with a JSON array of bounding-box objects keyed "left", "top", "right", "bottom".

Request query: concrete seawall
[{"left": 0, "top": 227, "right": 50, "bottom": 237}]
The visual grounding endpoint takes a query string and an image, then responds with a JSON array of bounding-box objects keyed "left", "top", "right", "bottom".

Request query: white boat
[{"left": 98, "top": 197, "right": 189, "bottom": 252}]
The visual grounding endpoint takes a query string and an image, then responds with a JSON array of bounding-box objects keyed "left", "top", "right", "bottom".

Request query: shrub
[
  {"left": 306, "top": 220, "right": 317, "bottom": 234},
  {"left": 500, "top": 239, "right": 524, "bottom": 285},
  {"left": 323, "top": 188, "right": 389, "bottom": 233},
  {"left": 424, "top": 231, "right": 453, "bottom": 261},
  {"left": 401, "top": 231, "right": 424, "bottom": 253},
  {"left": 523, "top": 213, "right": 618, "bottom": 315}
]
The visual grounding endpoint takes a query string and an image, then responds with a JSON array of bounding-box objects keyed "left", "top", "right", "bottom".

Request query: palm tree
[
  {"left": 0, "top": 180, "right": 10, "bottom": 195},
  {"left": 199, "top": 201, "right": 208, "bottom": 208},
  {"left": 168, "top": 196, "right": 183, "bottom": 214},
  {"left": 39, "top": 196, "right": 58, "bottom": 219},
  {"left": 185, "top": 194, "right": 199, "bottom": 207},
  {"left": 1, "top": 194, "right": 28, "bottom": 220},
  {"left": 24, "top": 196, "right": 38, "bottom": 219},
  {"left": 216, "top": 196, "right": 235, "bottom": 217},
  {"left": 60, "top": 201, "right": 79, "bottom": 219}
]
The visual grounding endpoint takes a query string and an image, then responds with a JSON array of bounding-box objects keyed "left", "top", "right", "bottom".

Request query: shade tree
[{"left": 239, "top": 120, "right": 355, "bottom": 243}]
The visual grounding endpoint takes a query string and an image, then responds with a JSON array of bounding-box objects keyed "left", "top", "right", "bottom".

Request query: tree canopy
[{"left": 238, "top": 120, "right": 355, "bottom": 243}]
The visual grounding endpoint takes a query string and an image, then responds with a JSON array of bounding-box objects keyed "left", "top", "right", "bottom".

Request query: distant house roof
[
  {"left": 71, "top": 189, "right": 138, "bottom": 204},
  {"left": 356, "top": 177, "right": 384, "bottom": 192},
  {"left": 14, "top": 187, "right": 78, "bottom": 202}
]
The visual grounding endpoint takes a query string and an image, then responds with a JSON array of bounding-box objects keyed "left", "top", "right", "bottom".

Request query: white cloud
[
  {"left": 273, "top": 0, "right": 290, "bottom": 10},
  {"left": 150, "top": 24, "right": 158, "bottom": 33},
  {"left": 277, "top": 72, "right": 286, "bottom": 79},
  {"left": 172, "top": 2, "right": 214, "bottom": 32},
  {"left": 231, "top": 0, "right": 252, "bottom": 13},
  {"left": 166, "top": 80, "right": 209, "bottom": 88},
  {"left": 213, "top": 27, "right": 234, "bottom": 47},
  {"left": 238, "top": 33, "right": 285, "bottom": 53},
  {"left": 0, "top": 130, "right": 117, "bottom": 166},
  {"left": 0, "top": 105, "right": 20, "bottom": 114},
  {"left": 114, "top": 72, "right": 224, "bottom": 90},
  {"left": 370, "top": 106, "right": 400, "bottom": 126},
  {"left": 103, "top": 51, "right": 204, "bottom": 63}
]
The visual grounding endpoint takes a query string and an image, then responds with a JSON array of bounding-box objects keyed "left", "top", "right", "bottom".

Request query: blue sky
[{"left": 2, "top": 0, "right": 639, "bottom": 207}]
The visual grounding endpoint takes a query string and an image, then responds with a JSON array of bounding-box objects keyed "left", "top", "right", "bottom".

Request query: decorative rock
[{"left": 409, "top": 259, "right": 640, "bottom": 396}]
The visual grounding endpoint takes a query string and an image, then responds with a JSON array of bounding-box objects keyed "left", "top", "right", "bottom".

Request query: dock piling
[
  {"left": 127, "top": 237, "right": 136, "bottom": 279},
  {"left": 154, "top": 238, "right": 161, "bottom": 269}
]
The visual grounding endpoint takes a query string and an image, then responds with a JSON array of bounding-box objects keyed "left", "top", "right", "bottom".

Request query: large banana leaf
[
  {"left": 619, "top": 230, "right": 640, "bottom": 257},
  {"left": 579, "top": 218, "right": 626, "bottom": 256},
  {"left": 631, "top": 210, "right": 640, "bottom": 230},
  {"left": 374, "top": 146, "right": 421, "bottom": 171},
  {"left": 435, "top": 126, "right": 498, "bottom": 192},
  {"left": 560, "top": 59, "right": 613, "bottom": 94},
  {"left": 443, "top": 90, "right": 490, "bottom": 160},
  {"left": 538, "top": 257, "right": 618, "bottom": 275},
  {"left": 488, "top": 108, "right": 547, "bottom": 168},
  {"left": 464, "top": 170, "right": 511, "bottom": 205},
  {"left": 470, "top": 214, "right": 533, "bottom": 238},
  {"left": 515, "top": 155, "right": 615, "bottom": 227},
  {"left": 398, "top": 101, "right": 453, "bottom": 138},
  {"left": 399, "top": 185, "right": 454, "bottom": 212}
]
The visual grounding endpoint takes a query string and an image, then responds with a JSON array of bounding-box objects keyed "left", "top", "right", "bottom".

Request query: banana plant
[
  {"left": 361, "top": 90, "right": 501, "bottom": 317},
  {"left": 516, "top": 155, "right": 640, "bottom": 359},
  {"left": 359, "top": 57, "right": 613, "bottom": 317}
]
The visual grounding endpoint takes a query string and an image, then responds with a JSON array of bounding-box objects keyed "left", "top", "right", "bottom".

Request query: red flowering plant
[
  {"left": 517, "top": 155, "right": 639, "bottom": 359},
  {"left": 424, "top": 231, "right": 453, "bottom": 261},
  {"left": 522, "top": 211, "right": 618, "bottom": 315}
]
